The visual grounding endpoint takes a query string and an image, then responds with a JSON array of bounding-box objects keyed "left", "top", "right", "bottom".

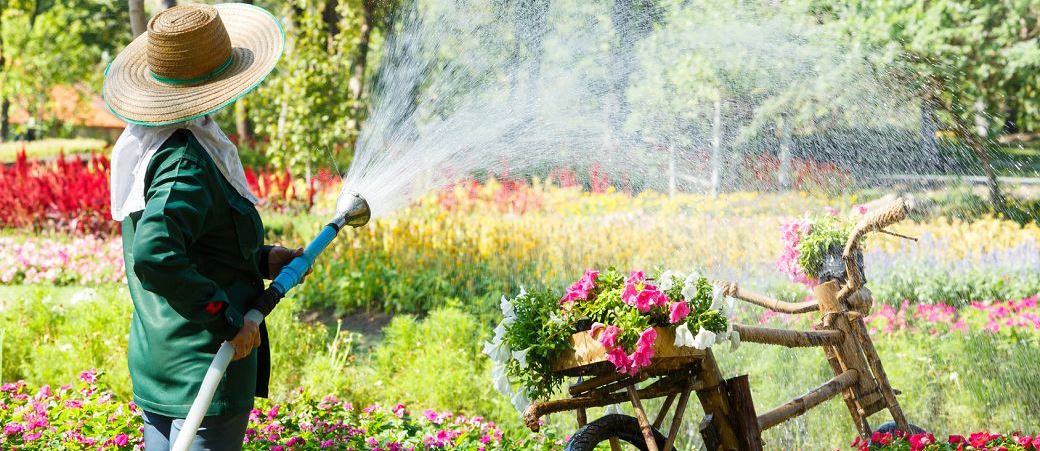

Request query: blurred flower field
[{"left": 2, "top": 175, "right": 1040, "bottom": 448}]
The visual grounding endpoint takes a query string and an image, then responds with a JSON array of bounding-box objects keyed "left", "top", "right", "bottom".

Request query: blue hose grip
[{"left": 270, "top": 223, "right": 341, "bottom": 295}]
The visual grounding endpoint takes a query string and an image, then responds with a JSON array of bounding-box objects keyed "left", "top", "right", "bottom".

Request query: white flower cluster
[
  {"left": 670, "top": 271, "right": 741, "bottom": 352},
  {"left": 482, "top": 288, "right": 532, "bottom": 413}
]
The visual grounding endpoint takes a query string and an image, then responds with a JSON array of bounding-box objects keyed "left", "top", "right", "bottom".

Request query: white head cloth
[{"left": 110, "top": 116, "right": 258, "bottom": 221}]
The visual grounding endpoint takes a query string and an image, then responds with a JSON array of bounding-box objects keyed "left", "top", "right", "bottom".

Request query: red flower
[
  {"left": 871, "top": 431, "right": 892, "bottom": 445},
  {"left": 1016, "top": 435, "right": 1032, "bottom": 448},
  {"left": 948, "top": 435, "right": 965, "bottom": 444},
  {"left": 969, "top": 432, "right": 998, "bottom": 448},
  {"left": 909, "top": 433, "right": 936, "bottom": 451}
]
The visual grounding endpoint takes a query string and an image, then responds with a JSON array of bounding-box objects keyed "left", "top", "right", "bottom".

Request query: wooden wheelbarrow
[{"left": 523, "top": 199, "right": 916, "bottom": 450}]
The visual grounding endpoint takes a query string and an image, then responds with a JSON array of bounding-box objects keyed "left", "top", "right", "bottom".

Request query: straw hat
[{"left": 103, "top": 3, "right": 284, "bottom": 126}]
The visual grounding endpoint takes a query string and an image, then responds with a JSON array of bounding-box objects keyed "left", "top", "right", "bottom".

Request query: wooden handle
[{"left": 838, "top": 198, "right": 909, "bottom": 303}]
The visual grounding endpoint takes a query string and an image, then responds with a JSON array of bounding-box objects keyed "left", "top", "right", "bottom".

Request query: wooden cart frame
[{"left": 523, "top": 199, "right": 914, "bottom": 451}]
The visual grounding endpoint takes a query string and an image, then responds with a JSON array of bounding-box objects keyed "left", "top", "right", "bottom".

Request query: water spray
[{"left": 172, "top": 192, "right": 371, "bottom": 451}]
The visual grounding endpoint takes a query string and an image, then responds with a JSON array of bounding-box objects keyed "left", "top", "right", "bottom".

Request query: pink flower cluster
[
  {"left": 0, "top": 370, "right": 140, "bottom": 449},
  {"left": 970, "top": 297, "right": 1040, "bottom": 332},
  {"left": 0, "top": 235, "right": 124, "bottom": 285},
  {"left": 598, "top": 326, "right": 657, "bottom": 375},
  {"left": 854, "top": 430, "right": 1040, "bottom": 451},
  {"left": 621, "top": 271, "right": 669, "bottom": 312},
  {"left": 561, "top": 270, "right": 599, "bottom": 303},
  {"left": 866, "top": 297, "right": 1040, "bottom": 335},
  {"left": 777, "top": 216, "right": 813, "bottom": 286},
  {"left": 2, "top": 371, "right": 537, "bottom": 450}
]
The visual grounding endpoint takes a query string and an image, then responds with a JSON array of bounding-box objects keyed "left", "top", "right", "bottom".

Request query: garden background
[{"left": 3, "top": 0, "right": 1040, "bottom": 449}]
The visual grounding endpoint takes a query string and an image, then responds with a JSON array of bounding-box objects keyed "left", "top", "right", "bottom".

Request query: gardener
[{"left": 103, "top": 4, "right": 300, "bottom": 450}]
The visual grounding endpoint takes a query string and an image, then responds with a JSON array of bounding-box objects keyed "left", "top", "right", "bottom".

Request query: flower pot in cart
[{"left": 551, "top": 326, "right": 707, "bottom": 378}]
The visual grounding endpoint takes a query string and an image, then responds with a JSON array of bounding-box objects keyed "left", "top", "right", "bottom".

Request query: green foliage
[
  {"left": 250, "top": 0, "right": 359, "bottom": 173},
  {"left": 363, "top": 307, "right": 515, "bottom": 419},
  {"left": 797, "top": 214, "right": 851, "bottom": 279},
  {"left": 0, "top": 0, "right": 130, "bottom": 133},
  {"left": 500, "top": 290, "right": 574, "bottom": 400},
  {"left": 0, "top": 285, "right": 349, "bottom": 401}
]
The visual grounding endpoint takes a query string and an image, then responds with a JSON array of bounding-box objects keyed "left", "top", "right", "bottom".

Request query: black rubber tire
[
  {"left": 871, "top": 421, "right": 927, "bottom": 444},
  {"left": 565, "top": 414, "right": 667, "bottom": 451}
]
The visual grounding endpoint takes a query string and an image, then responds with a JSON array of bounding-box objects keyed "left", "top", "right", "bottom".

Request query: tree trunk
[
  {"left": 324, "top": 0, "right": 340, "bottom": 46},
  {"left": 0, "top": 98, "right": 9, "bottom": 141},
  {"left": 710, "top": 95, "right": 723, "bottom": 196},
  {"left": 778, "top": 114, "right": 792, "bottom": 190},
  {"left": 0, "top": 6, "right": 7, "bottom": 141},
  {"left": 667, "top": 142, "right": 676, "bottom": 196},
  {"left": 234, "top": 0, "right": 255, "bottom": 147},
  {"left": 235, "top": 101, "right": 253, "bottom": 148},
  {"left": 129, "top": 0, "right": 146, "bottom": 37},
  {"left": 919, "top": 97, "right": 940, "bottom": 172},
  {"left": 970, "top": 98, "right": 1004, "bottom": 211}
]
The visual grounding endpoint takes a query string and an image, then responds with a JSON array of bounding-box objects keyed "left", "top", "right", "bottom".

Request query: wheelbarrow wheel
[{"left": 565, "top": 414, "right": 667, "bottom": 451}]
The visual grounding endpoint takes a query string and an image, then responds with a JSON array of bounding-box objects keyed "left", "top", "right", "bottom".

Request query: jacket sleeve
[
  {"left": 132, "top": 152, "right": 244, "bottom": 341},
  {"left": 257, "top": 245, "right": 274, "bottom": 279}
]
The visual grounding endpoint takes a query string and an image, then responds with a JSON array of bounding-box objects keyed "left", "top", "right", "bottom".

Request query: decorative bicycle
[{"left": 522, "top": 199, "right": 918, "bottom": 451}]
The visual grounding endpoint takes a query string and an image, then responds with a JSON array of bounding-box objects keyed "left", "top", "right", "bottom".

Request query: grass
[{"left": 0, "top": 138, "right": 108, "bottom": 163}]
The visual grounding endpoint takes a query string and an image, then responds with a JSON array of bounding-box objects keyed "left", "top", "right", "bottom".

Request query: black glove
[{"left": 252, "top": 286, "right": 285, "bottom": 316}]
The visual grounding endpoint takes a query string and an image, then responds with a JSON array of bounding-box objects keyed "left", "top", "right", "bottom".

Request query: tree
[
  {"left": 811, "top": 0, "right": 1040, "bottom": 210},
  {"left": 1, "top": 0, "right": 129, "bottom": 137}
]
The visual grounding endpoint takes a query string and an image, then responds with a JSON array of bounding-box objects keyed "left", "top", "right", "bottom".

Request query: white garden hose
[{"left": 171, "top": 309, "right": 264, "bottom": 451}]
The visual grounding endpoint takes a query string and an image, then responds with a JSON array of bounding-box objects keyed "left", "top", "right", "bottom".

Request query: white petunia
[
  {"left": 681, "top": 282, "right": 697, "bottom": 302},
  {"left": 500, "top": 295, "right": 515, "bottom": 320},
  {"left": 519, "top": 286, "right": 527, "bottom": 297},
  {"left": 723, "top": 297, "right": 736, "bottom": 318},
  {"left": 491, "top": 363, "right": 512, "bottom": 395},
  {"left": 674, "top": 323, "right": 696, "bottom": 347},
  {"left": 710, "top": 285, "right": 725, "bottom": 310},
  {"left": 512, "top": 348, "right": 530, "bottom": 369},
  {"left": 511, "top": 390, "right": 531, "bottom": 412},
  {"left": 692, "top": 327, "right": 717, "bottom": 350},
  {"left": 483, "top": 338, "right": 511, "bottom": 363},
  {"left": 659, "top": 271, "right": 676, "bottom": 291}
]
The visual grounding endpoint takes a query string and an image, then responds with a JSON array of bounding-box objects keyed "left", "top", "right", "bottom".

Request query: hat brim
[{"left": 103, "top": 3, "right": 284, "bottom": 126}]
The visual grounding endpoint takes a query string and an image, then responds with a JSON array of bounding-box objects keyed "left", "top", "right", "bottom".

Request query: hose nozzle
[{"left": 333, "top": 192, "right": 371, "bottom": 229}]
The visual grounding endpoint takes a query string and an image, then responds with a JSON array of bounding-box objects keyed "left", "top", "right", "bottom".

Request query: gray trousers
[{"left": 142, "top": 410, "right": 249, "bottom": 451}]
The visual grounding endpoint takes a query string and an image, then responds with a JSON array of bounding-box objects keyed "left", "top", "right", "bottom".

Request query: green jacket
[{"left": 121, "top": 129, "right": 270, "bottom": 417}]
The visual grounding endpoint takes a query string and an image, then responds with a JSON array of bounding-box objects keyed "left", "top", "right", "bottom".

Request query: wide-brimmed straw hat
[{"left": 103, "top": 3, "right": 284, "bottom": 126}]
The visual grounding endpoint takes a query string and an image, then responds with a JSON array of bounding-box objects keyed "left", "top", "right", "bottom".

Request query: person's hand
[
  {"left": 229, "top": 320, "right": 260, "bottom": 361},
  {"left": 267, "top": 246, "right": 311, "bottom": 282}
]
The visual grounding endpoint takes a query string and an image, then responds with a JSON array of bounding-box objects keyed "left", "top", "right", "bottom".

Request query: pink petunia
[
  {"left": 599, "top": 325, "right": 620, "bottom": 348},
  {"left": 669, "top": 301, "right": 690, "bottom": 324}
]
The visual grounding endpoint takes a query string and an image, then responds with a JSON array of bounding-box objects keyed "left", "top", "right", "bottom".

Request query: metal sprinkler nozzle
[{"left": 333, "top": 192, "right": 371, "bottom": 229}]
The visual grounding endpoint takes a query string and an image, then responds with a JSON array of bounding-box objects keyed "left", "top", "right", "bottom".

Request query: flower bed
[
  {"left": 0, "top": 149, "right": 332, "bottom": 235},
  {"left": 0, "top": 151, "right": 112, "bottom": 234},
  {"left": 484, "top": 268, "right": 735, "bottom": 410},
  {"left": 0, "top": 235, "right": 124, "bottom": 285},
  {"left": 866, "top": 297, "right": 1040, "bottom": 335},
  {"left": 853, "top": 430, "right": 1040, "bottom": 451},
  {"left": 0, "top": 371, "right": 561, "bottom": 450}
]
